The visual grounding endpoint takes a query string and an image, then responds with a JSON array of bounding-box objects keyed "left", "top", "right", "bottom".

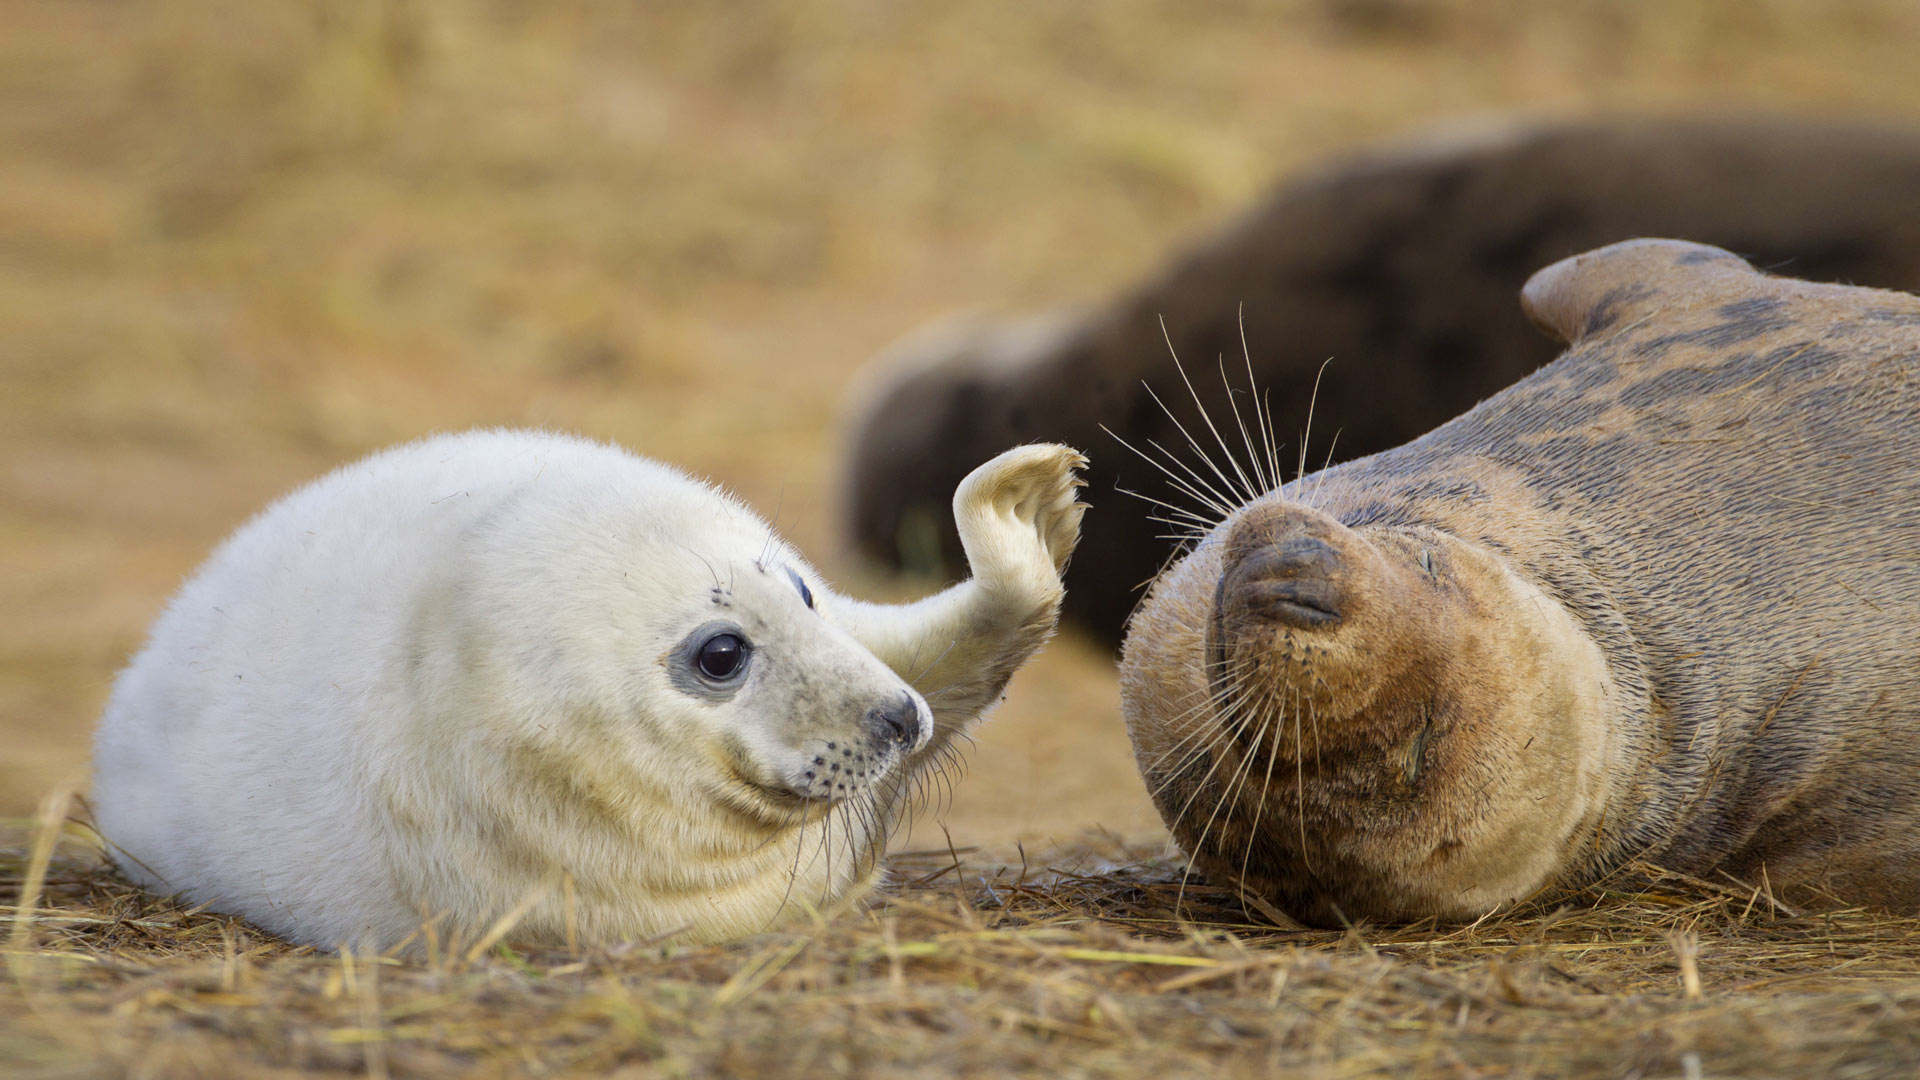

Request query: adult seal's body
[
  {"left": 93, "top": 430, "right": 1084, "bottom": 950},
  {"left": 1119, "top": 240, "right": 1920, "bottom": 924},
  {"left": 842, "top": 114, "right": 1920, "bottom": 647}
]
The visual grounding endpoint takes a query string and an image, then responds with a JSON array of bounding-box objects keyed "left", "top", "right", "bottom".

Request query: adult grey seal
[
  {"left": 1119, "top": 240, "right": 1920, "bottom": 924},
  {"left": 842, "top": 115, "right": 1920, "bottom": 648}
]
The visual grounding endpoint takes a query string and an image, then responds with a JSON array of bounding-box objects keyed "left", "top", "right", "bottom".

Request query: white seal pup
[{"left": 92, "top": 429, "right": 1085, "bottom": 950}]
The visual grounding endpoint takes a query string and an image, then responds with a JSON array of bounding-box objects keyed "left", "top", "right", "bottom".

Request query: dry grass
[
  {"left": 10, "top": 1, "right": 1920, "bottom": 1075},
  {"left": 7, "top": 806, "right": 1920, "bottom": 1079}
]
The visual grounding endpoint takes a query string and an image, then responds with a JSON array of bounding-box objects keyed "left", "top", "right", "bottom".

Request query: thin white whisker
[
  {"left": 1261, "top": 385, "right": 1282, "bottom": 492},
  {"left": 1237, "top": 692, "right": 1286, "bottom": 917},
  {"left": 1155, "top": 318, "right": 1259, "bottom": 505},
  {"left": 1173, "top": 653, "right": 1270, "bottom": 912},
  {"left": 1236, "top": 305, "right": 1281, "bottom": 495},
  {"left": 1159, "top": 677, "right": 1267, "bottom": 842},
  {"left": 1113, "top": 485, "right": 1218, "bottom": 526},
  {"left": 1138, "top": 385, "right": 1249, "bottom": 514},
  {"left": 1296, "top": 358, "right": 1334, "bottom": 488},
  {"left": 1293, "top": 693, "right": 1315, "bottom": 876},
  {"left": 1304, "top": 430, "right": 1345, "bottom": 509},
  {"left": 1217, "top": 352, "right": 1270, "bottom": 498},
  {"left": 1140, "top": 435, "right": 1240, "bottom": 519},
  {"left": 1100, "top": 424, "right": 1236, "bottom": 522},
  {"left": 1163, "top": 328, "right": 1261, "bottom": 503}
]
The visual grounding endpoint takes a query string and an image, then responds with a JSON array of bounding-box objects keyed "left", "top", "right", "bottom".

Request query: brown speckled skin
[
  {"left": 1120, "top": 240, "right": 1920, "bottom": 924},
  {"left": 841, "top": 116, "right": 1920, "bottom": 649}
]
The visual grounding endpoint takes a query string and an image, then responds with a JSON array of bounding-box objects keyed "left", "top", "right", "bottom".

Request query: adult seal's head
[
  {"left": 93, "top": 431, "right": 1085, "bottom": 950},
  {"left": 1127, "top": 477, "right": 1620, "bottom": 926},
  {"left": 1121, "top": 240, "right": 1920, "bottom": 925}
]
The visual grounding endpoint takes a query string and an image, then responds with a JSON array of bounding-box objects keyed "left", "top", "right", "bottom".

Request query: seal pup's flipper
[{"left": 833, "top": 444, "right": 1087, "bottom": 757}]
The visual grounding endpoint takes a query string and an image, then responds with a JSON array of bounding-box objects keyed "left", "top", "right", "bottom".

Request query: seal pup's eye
[
  {"left": 785, "top": 567, "right": 815, "bottom": 610},
  {"left": 696, "top": 633, "right": 748, "bottom": 680},
  {"left": 670, "top": 621, "right": 754, "bottom": 698}
]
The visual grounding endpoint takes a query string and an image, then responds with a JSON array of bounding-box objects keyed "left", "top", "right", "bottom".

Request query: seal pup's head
[
  {"left": 391, "top": 459, "right": 941, "bottom": 944},
  {"left": 645, "top": 532, "right": 935, "bottom": 821},
  {"left": 1121, "top": 484, "right": 1618, "bottom": 928}
]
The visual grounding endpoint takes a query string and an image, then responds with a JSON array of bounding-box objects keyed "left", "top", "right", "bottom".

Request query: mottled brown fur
[
  {"left": 1120, "top": 240, "right": 1920, "bottom": 924},
  {"left": 842, "top": 115, "right": 1920, "bottom": 648}
]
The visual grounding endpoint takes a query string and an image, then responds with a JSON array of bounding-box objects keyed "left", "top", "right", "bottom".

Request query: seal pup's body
[
  {"left": 94, "top": 430, "right": 1084, "bottom": 949},
  {"left": 1120, "top": 240, "right": 1920, "bottom": 923},
  {"left": 842, "top": 115, "right": 1920, "bottom": 648}
]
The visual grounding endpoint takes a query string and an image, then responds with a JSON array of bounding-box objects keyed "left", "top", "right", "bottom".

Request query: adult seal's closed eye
[
  {"left": 92, "top": 430, "right": 1085, "bottom": 950},
  {"left": 1120, "top": 240, "right": 1920, "bottom": 925}
]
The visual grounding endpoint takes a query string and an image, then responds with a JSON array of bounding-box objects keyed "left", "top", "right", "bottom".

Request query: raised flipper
[{"left": 832, "top": 444, "right": 1087, "bottom": 758}]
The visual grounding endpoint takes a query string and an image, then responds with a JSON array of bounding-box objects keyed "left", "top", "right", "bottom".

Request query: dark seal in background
[{"left": 840, "top": 114, "right": 1920, "bottom": 648}]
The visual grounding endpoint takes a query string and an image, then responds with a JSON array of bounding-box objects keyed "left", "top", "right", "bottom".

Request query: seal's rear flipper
[{"left": 1520, "top": 238, "right": 1757, "bottom": 346}]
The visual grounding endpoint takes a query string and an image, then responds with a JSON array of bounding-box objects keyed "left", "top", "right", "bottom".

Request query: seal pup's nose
[{"left": 866, "top": 692, "right": 922, "bottom": 751}]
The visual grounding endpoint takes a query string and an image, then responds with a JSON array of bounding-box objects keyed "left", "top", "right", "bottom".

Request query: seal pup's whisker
[
  {"left": 932, "top": 739, "right": 968, "bottom": 818},
  {"left": 683, "top": 546, "right": 724, "bottom": 592},
  {"left": 767, "top": 801, "right": 818, "bottom": 928},
  {"left": 834, "top": 802, "right": 861, "bottom": 892},
  {"left": 758, "top": 490, "right": 785, "bottom": 569}
]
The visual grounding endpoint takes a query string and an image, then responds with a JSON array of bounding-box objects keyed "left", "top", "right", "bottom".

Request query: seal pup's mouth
[
  {"left": 728, "top": 767, "right": 826, "bottom": 806},
  {"left": 723, "top": 717, "right": 925, "bottom": 816},
  {"left": 716, "top": 764, "right": 855, "bottom": 833}
]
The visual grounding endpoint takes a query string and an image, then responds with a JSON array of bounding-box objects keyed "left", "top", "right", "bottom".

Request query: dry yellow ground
[{"left": 6, "top": 0, "right": 1920, "bottom": 852}]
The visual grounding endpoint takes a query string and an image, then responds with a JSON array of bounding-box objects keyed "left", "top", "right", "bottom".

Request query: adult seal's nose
[
  {"left": 1214, "top": 507, "right": 1356, "bottom": 635},
  {"left": 1224, "top": 534, "right": 1347, "bottom": 629},
  {"left": 866, "top": 692, "right": 922, "bottom": 750}
]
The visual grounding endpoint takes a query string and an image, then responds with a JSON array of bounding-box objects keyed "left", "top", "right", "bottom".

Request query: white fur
[{"left": 92, "top": 429, "right": 1083, "bottom": 949}]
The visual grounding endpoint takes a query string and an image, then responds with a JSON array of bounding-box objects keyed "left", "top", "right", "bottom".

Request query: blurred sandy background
[{"left": 6, "top": 0, "right": 1919, "bottom": 848}]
